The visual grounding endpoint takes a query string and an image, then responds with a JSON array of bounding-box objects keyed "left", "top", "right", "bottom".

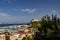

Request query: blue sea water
[
  {"left": 0, "top": 24, "right": 20, "bottom": 27},
  {"left": 0, "top": 23, "right": 29, "bottom": 27},
  {"left": 0, "top": 24, "right": 19, "bottom": 27}
]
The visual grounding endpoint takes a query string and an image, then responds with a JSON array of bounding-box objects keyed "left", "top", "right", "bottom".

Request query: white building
[{"left": 31, "top": 19, "right": 39, "bottom": 22}]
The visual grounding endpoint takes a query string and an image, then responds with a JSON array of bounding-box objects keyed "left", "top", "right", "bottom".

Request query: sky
[{"left": 0, "top": 0, "right": 60, "bottom": 24}]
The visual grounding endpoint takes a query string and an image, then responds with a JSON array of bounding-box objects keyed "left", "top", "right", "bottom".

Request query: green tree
[{"left": 30, "top": 15, "right": 60, "bottom": 40}]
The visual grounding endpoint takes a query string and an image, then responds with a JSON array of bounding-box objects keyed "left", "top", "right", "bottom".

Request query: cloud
[
  {"left": 0, "top": 12, "right": 10, "bottom": 24},
  {"left": 21, "top": 9, "right": 36, "bottom": 13},
  {"left": 0, "top": 12, "right": 29, "bottom": 23},
  {"left": 51, "top": 10, "right": 58, "bottom": 15},
  {"left": 0, "top": 12, "right": 10, "bottom": 17},
  {"left": 52, "top": 10, "right": 56, "bottom": 13},
  {"left": 1, "top": 0, "right": 16, "bottom": 3}
]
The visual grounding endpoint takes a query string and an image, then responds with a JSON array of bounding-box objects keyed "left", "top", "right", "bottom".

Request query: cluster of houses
[
  {"left": 0, "top": 19, "right": 39, "bottom": 40},
  {"left": 0, "top": 27, "right": 34, "bottom": 40}
]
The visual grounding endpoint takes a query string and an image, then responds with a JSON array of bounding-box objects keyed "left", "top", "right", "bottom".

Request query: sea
[{"left": 0, "top": 23, "right": 29, "bottom": 27}]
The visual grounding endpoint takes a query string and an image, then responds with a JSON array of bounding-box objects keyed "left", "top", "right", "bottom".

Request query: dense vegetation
[{"left": 22, "top": 15, "right": 60, "bottom": 40}]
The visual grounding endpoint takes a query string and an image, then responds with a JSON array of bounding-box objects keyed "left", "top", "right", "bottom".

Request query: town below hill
[{"left": 0, "top": 15, "right": 60, "bottom": 40}]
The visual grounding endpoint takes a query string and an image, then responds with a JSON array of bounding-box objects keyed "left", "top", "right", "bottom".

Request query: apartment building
[{"left": 0, "top": 34, "right": 5, "bottom": 40}]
